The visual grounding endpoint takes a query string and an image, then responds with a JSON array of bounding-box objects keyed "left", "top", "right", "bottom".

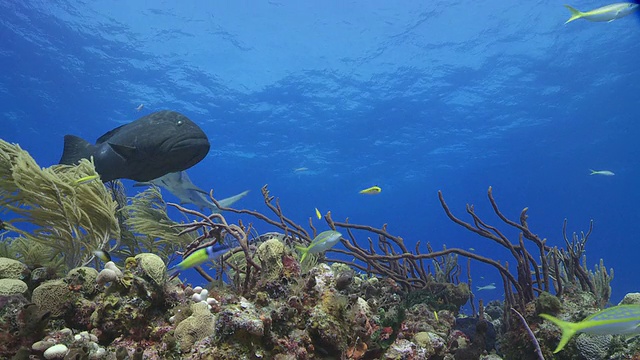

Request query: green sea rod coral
[
  {"left": 0, "top": 140, "right": 120, "bottom": 270},
  {"left": 119, "top": 187, "right": 196, "bottom": 264}
]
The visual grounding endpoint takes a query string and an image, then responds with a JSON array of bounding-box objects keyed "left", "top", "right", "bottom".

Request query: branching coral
[
  {"left": 551, "top": 219, "right": 613, "bottom": 307},
  {"left": 168, "top": 184, "right": 610, "bottom": 322},
  {"left": 0, "top": 140, "right": 120, "bottom": 270},
  {"left": 168, "top": 201, "right": 261, "bottom": 293}
]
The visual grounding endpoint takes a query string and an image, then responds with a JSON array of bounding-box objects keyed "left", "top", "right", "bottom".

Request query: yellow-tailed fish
[
  {"left": 589, "top": 169, "right": 615, "bottom": 176},
  {"left": 541, "top": 304, "right": 640, "bottom": 353},
  {"left": 168, "top": 242, "right": 231, "bottom": 277},
  {"left": 93, "top": 250, "right": 111, "bottom": 262},
  {"left": 359, "top": 185, "right": 381, "bottom": 195},
  {"left": 75, "top": 174, "right": 99, "bottom": 184},
  {"left": 296, "top": 230, "right": 342, "bottom": 263},
  {"left": 564, "top": 3, "right": 639, "bottom": 24},
  {"left": 315, "top": 207, "right": 322, "bottom": 220}
]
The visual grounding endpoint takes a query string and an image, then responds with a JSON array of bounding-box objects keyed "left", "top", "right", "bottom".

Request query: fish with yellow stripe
[
  {"left": 168, "top": 242, "right": 232, "bottom": 278},
  {"left": 564, "top": 3, "right": 639, "bottom": 24},
  {"left": 540, "top": 304, "right": 640, "bottom": 353},
  {"left": 295, "top": 230, "right": 342, "bottom": 263}
]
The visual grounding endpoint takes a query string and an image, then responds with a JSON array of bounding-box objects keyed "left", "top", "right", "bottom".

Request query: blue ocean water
[{"left": 1, "top": 1, "right": 638, "bottom": 305}]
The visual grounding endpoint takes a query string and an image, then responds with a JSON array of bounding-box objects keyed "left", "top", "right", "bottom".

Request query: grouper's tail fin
[
  {"left": 59, "top": 135, "right": 95, "bottom": 165},
  {"left": 539, "top": 313, "right": 579, "bottom": 353}
]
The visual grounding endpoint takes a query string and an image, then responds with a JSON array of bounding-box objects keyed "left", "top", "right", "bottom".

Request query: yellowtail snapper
[
  {"left": 359, "top": 185, "right": 381, "bottom": 195},
  {"left": 296, "top": 230, "right": 342, "bottom": 263},
  {"left": 564, "top": 3, "right": 639, "bottom": 24},
  {"left": 541, "top": 304, "right": 640, "bottom": 353}
]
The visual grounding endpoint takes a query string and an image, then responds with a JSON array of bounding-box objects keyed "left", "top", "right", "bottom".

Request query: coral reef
[{"left": 0, "top": 147, "right": 631, "bottom": 359}]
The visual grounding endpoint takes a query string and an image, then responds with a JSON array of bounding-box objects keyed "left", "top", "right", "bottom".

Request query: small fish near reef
[
  {"left": 564, "top": 3, "right": 639, "bottom": 24},
  {"left": 359, "top": 185, "right": 381, "bottom": 195},
  {"left": 93, "top": 250, "right": 111, "bottom": 262},
  {"left": 59, "top": 110, "right": 210, "bottom": 182},
  {"left": 296, "top": 230, "right": 342, "bottom": 263},
  {"left": 315, "top": 207, "right": 322, "bottom": 220},
  {"left": 476, "top": 283, "right": 496, "bottom": 291},
  {"left": 541, "top": 304, "right": 640, "bottom": 353},
  {"left": 168, "top": 242, "right": 232, "bottom": 277},
  {"left": 135, "top": 104, "right": 144, "bottom": 112},
  {"left": 589, "top": 169, "right": 615, "bottom": 176},
  {"left": 74, "top": 174, "right": 100, "bottom": 185}
]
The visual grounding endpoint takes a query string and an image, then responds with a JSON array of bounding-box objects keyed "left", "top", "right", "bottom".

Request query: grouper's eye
[{"left": 176, "top": 120, "right": 183, "bottom": 126}]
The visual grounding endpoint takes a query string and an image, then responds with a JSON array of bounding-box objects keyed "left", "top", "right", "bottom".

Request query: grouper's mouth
[
  {"left": 171, "top": 136, "right": 210, "bottom": 152},
  {"left": 168, "top": 136, "right": 210, "bottom": 169}
]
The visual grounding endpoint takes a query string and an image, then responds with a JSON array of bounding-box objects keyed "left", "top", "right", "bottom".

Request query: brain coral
[
  {"left": 0, "top": 257, "right": 30, "bottom": 280},
  {"left": 174, "top": 301, "right": 215, "bottom": 351},
  {"left": 66, "top": 266, "right": 99, "bottom": 294},
  {"left": 134, "top": 253, "right": 166, "bottom": 286},
  {"left": 32, "top": 279, "right": 73, "bottom": 317},
  {"left": 0, "top": 278, "right": 28, "bottom": 296},
  {"left": 255, "top": 238, "right": 286, "bottom": 280},
  {"left": 576, "top": 333, "right": 612, "bottom": 360}
]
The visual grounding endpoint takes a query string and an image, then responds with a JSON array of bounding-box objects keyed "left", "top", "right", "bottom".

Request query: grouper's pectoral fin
[
  {"left": 59, "top": 135, "right": 95, "bottom": 165},
  {"left": 108, "top": 142, "right": 138, "bottom": 160}
]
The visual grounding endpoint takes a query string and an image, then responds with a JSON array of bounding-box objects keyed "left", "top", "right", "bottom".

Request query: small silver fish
[
  {"left": 589, "top": 169, "right": 615, "bottom": 176},
  {"left": 476, "top": 283, "right": 496, "bottom": 291}
]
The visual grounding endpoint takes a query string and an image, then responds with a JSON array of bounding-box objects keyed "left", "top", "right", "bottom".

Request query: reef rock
[
  {"left": 66, "top": 266, "right": 99, "bottom": 294},
  {"left": 619, "top": 292, "right": 640, "bottom": 305}
]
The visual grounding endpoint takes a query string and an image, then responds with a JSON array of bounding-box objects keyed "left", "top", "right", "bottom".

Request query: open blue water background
[{"left": 1, "top": 1, "right": 638, "bottom": 306}]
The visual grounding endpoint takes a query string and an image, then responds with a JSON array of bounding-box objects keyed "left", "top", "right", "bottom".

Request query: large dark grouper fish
[{"left": 59, "top": 110, "right": 210, "bottom": 182}]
